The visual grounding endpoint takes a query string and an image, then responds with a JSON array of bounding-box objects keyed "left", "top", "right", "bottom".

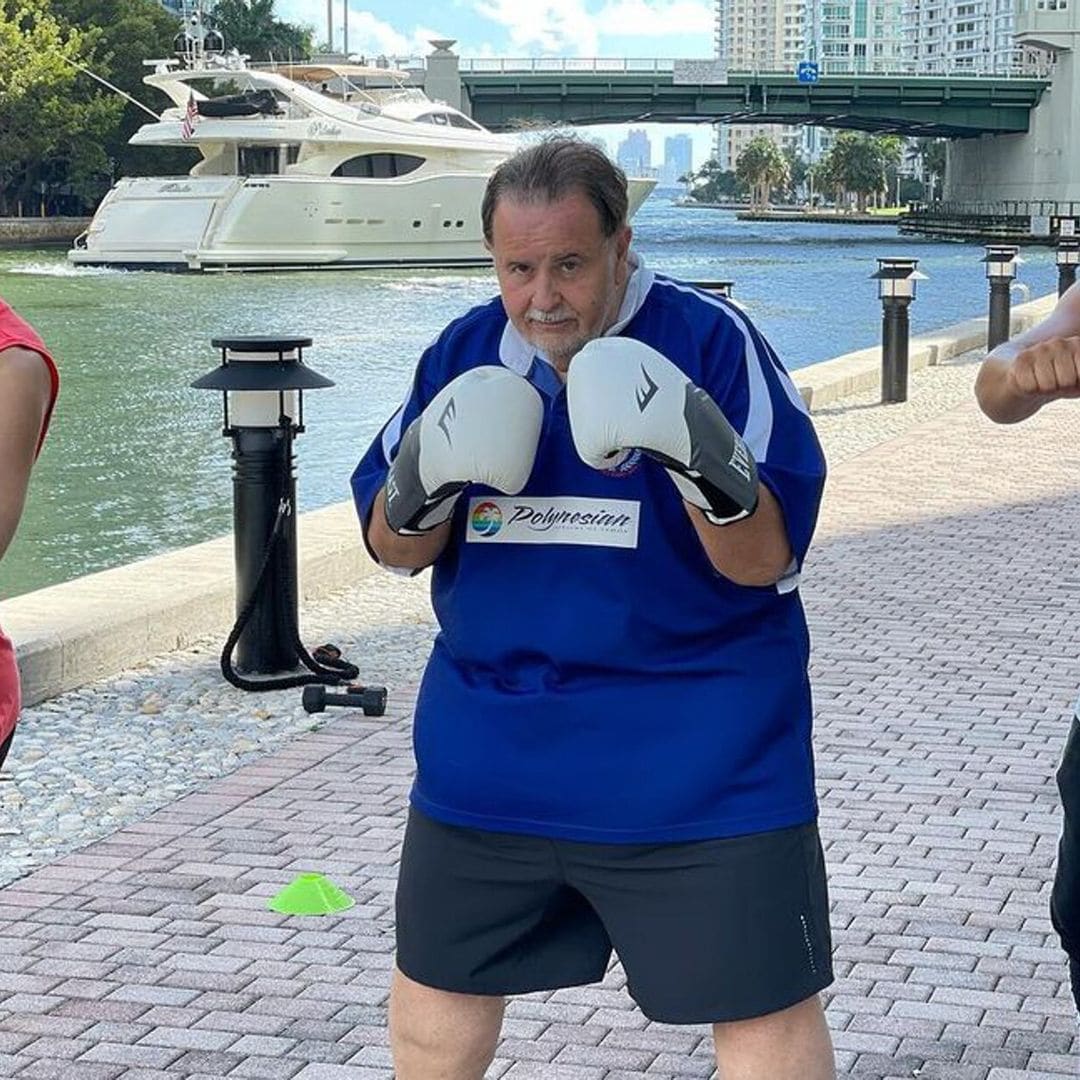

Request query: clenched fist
[{"left": 1008, "top": 336, "right": 1080, "bottom": 402}]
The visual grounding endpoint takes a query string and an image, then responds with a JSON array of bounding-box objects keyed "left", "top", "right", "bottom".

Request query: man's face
[{"left": 487, "top": 191, "right": 632, "bottom": 373}]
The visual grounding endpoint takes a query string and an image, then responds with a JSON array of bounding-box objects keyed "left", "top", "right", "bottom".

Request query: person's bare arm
[
  {"left": 975, "top": 283, "right": 1080, "bottom": 424},
  {"left": 0, "top": 347, "right": 53, "bottom": 560},
  {"left": 684, "top": 483, "right": 792, "bottom": 586},
  {"left": 365, "top": 487, "right": 452, "bottom": 571}
]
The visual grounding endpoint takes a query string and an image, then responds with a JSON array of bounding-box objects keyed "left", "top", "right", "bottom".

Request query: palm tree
[
  {"left": 735, "top": 136, "right": 790, "bottom": 211},
  {"left": 825, "top": 132, "right": 896, "bottom": 212}
]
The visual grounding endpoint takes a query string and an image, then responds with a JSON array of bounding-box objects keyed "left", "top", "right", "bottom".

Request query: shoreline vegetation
[{"left": 676, "top": 198, "right": 905, "bottom": 225}]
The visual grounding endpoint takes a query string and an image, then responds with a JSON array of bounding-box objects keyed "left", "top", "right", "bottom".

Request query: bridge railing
[
  {"left": 459, "top": 57, "right": 678, "bottom": 74},
  {"left": 453, "top": 57, "right": 1050, "bottom": 79},
  {"left": 910, "top": 200, "right": 1080, "bottom": 217}
]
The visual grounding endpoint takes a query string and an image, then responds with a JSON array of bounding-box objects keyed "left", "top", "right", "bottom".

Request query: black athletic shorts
[
  {"left": 1052, "top": 713, "right": 1080, "bottom": 968},
  {"left": 395, "top": 807, "right": 834, "bottom": 1024}
]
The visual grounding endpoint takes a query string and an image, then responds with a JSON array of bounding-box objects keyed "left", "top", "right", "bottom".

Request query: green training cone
[{"left": 267, "top": 873, "right": 355, "bottom": 916}]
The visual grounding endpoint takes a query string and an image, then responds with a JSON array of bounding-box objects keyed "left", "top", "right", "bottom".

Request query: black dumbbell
[{"left": 302, "top": 683, "right": 388, "bottom": 717}]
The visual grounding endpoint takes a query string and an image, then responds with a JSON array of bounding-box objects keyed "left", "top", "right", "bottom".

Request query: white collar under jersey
[{"left": 497, "top": 250, "right": 656, "bottom": 375}]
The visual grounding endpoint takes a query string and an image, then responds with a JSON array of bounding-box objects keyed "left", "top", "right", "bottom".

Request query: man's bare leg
[
  {"left": 389, "top": 966, "right": 506, "bottom": 1080},
  {"left": 712, "top": 993, "right": 835, "bottom": 1080}
]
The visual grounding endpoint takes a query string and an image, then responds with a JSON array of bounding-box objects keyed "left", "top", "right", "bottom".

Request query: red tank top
[{"left": 0, "top": 300, "right": 59, "bottom": 745}]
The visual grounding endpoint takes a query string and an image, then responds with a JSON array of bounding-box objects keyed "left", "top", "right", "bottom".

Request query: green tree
[
  {"left": 680, "top": 158, "right": 747, "bottom": 204},
  {"left": 210, "top": 0, "right": 313, "bottom": 63},
  {"left": 910, "top": 137, "right": 946, "bottom": 202},
  {"left": 735, "top": 135, "right": 789, "bottom": 210},
  {"left": 51, "top": 0, "right": 194, "bottom": 182},
  {"left": 809, "top": 152, "right": 844, "bottom": 208},
  {"left": 782, "top": 146, "right": 807, "bottom": 203},
  {"left": 0, "top": 0, "right": 123, "bottom": 213},
  {"left": 877, "top": 134, "right": 903, "bottom": 207},
  {"left": 823, "top": 132, "right": 895, "bottom": 212}
]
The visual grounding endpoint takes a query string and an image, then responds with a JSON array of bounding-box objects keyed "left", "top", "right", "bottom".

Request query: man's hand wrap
[
  {"left": 384, "top": 366, "right": 543, "bottom": 534},
  {"left": 566, "top": 338, "right": 759, "bottom": 524}
]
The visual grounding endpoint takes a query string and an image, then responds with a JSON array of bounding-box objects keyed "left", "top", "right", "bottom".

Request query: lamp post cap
[
  {"left": 981, "top": 245, "right": 1019, "bottom": 260},
  {"left": 210, "top": 335, "right": 314, "bottom": 352},
  {"left": 192, "top": 360, "right": 335, "bottom": 392},
  {"left": 870, "top": 260, "right": 927, "bottom": 280}
]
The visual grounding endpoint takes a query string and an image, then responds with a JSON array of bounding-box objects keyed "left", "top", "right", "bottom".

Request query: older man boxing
[{"left": 352, "top": 136, "right": 832, "bottom": 1080}]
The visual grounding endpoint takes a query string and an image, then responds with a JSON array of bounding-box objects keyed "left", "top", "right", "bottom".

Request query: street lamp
[
  {"left": 981, "top": 244, "right": 1020, "bottom": 351},
  {"left": 870, "top": 257, "right": 926, "bottom": 405},
  {"left": 192, "top": 336, "right": 357, "bottom": 688},
  {"left": 1057, "top": 236, "right": 1080, "bottom": 297}
]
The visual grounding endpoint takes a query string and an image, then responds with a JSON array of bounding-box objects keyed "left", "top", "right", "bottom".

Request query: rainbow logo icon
[{"left": 471, "top": 501, "right": 503, "bottom": 537}]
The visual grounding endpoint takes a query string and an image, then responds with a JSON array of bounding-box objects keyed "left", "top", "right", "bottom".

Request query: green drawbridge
[{"left": 458, "top": 62, "right": 1049, "bottom": 139}]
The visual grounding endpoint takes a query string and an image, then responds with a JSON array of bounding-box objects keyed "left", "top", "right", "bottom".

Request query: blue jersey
[{"left": 351, "top": 257, "right": 827, "bottom": 843}]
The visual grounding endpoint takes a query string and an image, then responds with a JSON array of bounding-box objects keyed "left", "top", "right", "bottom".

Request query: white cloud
[
  {"left": 279, "top": 1, "right": 450, "bottom": 58},
  {"left": 594, "top": 0, "right": 713, "bottom": 37},
  {"left": 341, "top": 11, "right": 414, "bottom": 54},
  {"left": 469, "top": 0, "right": 599, "bottom": 55},
  {"left": 466, "top": 0, "right": 711, "bottom": 55}
]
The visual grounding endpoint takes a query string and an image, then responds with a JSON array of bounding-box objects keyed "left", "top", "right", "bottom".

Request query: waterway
[{"left": 0, "top": 194, "right": 1059, "bottom": 599}]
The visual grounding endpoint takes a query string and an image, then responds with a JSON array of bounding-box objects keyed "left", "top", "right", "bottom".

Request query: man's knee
[
  {"left": 389, "top": 968, "right": 504, "bottom": 1078},
  {"left": 712, "top": 994, "right": 834, "bottom": 1080}
]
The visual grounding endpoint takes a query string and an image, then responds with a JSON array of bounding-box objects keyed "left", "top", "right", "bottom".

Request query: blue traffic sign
[{"left": 797, "top": 61, "right": 820, "bottom": 84}]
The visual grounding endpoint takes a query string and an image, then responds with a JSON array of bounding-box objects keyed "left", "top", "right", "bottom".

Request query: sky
[{"left": 272, "top": 0, "right": 720, "bottom": 174}]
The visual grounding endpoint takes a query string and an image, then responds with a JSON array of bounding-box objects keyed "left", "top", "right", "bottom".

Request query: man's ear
[{"left": 614, "top": 225, "right": 633, "bottom": 281}]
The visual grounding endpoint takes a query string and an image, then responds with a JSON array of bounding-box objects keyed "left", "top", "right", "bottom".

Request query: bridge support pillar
[
  {"left": 423, "top": 39, "right": 466, "bottom": 115},
  {"left": 946, "top": 52, "right": 1080, "bottom": 205}
]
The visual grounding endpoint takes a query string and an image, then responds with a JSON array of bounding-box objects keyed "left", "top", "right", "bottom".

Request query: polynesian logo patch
[
  {"left": 466, "top": 496, "right": 640, "bottom": 548},
  {"left": 470, "top": 500, "right": 503, "bottom": 537}
]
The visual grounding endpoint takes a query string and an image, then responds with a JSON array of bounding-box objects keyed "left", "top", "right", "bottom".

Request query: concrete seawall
[
  {"left": 1, "top": 292, "right": 1058, "bottom": 707},
  {"left": 0, "top": 217, "right": 90, "bottom": 246},
  {"left": 794, "top": 291, "right": 1056, "bottom": 410}
]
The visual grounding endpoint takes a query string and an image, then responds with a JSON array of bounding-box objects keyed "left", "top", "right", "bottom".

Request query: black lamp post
[
  {"left": 870, "top": 257, "right": 926, "bottom": 405},
  {"left": 193, "top": 336, "right": 333, "bottom": 676},
  {"left": 1057, "top": 237, "right": 1079, "bottom": 298},
  {"left": 982, "top": 244, "right": 1019, "bottom": 351}
]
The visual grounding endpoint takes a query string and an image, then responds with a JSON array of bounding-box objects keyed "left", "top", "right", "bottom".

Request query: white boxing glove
[
  {"left": 566, "top": 338, "right": 758, "bottom": 524},
  {"left": 384, "top": 366, "right": 543, "bottom": 534}
]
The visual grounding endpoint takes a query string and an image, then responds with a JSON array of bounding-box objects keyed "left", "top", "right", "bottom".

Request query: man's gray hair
[{"left": 481, "top": 136, "right": 629, "bottom": 244}]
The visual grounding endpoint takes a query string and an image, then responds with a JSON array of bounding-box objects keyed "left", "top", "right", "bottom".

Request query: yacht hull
[{"left": 69, "top": 173, "right": 656, "bottom": 272}]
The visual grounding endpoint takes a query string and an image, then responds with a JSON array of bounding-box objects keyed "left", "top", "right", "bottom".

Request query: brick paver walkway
[{"left": 1, "top": 389, "right": 1078, "bottom": 1078}]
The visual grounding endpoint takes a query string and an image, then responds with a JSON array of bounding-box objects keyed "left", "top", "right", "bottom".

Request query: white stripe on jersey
[
  {"left": 381, "top": 403, "right": 406, "bottom": 463},
  {"left": 655, "top": 279, "right": 809, "bottom": 462}
]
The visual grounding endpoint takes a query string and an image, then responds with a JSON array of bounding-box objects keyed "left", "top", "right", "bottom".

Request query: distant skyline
[{"left": 274, "top": 0, "right": 719, "bottom": 172}]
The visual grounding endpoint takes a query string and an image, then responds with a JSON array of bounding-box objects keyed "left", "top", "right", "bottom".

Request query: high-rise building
[
  {"left": 805, "top": 0, "right": 905, "bottom": 74},
  {"left": 617, "top": 130, "right": 652, "bottom": 175},
  {"left": 663, "top": 135, "right": 694, "bottom": 185},
  {"left": 713, "top": 0, "right": 805, "bottom": 170},
  {"left": 901, "top": 0, "right": 1020, "bottom": 72}
]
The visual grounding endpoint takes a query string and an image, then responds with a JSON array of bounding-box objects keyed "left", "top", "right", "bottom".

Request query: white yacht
[{"left": 69, "top": 51, "right": 655, "bottom": 272}]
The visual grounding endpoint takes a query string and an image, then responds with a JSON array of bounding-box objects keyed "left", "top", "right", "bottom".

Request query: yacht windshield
[{"left": 415, "top": 110, "right": 483, "bottom": 130}]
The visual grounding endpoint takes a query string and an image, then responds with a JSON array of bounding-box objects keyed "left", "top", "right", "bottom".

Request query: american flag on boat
[{"left": 180, "top": 92, "right": 198, "bottom": 140}]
